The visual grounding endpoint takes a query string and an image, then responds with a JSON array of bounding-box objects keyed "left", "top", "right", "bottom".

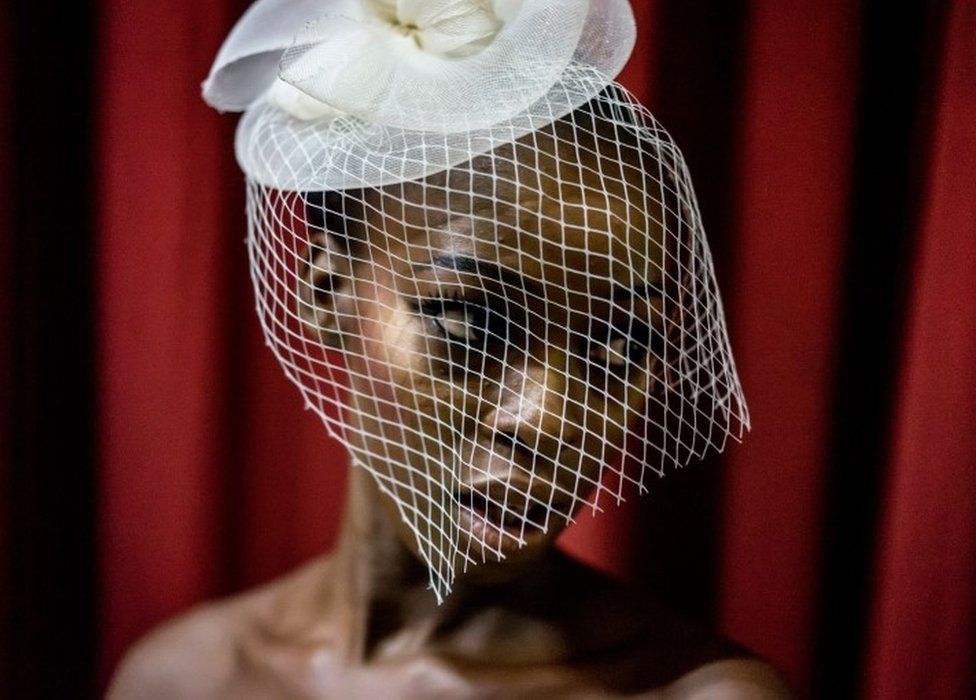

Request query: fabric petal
[
  {"left": 280, "top": 0, "right": 591, "bottom": 132},
  {"left": 414, "top": 2, "right": 503, "bottom": 57},
  {"left": 279, "top": 16, "right": 408, "bottom": 121},
  {"left": 396, "top": 0, "right": 484, "bottom": 24},
  {"left": 202, "top": 0, "right": 368, "bottom": 112},
  {"left": 266, "top": 78, "right": 344, "bottom": 121},
  {"left": 366, "top": 0, "right": 398, "bottom": 23}
]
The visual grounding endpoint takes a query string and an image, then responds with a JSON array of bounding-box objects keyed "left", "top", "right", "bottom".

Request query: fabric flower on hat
[{"left": 204, "top": 0, "right": 633, "bottom": 130}]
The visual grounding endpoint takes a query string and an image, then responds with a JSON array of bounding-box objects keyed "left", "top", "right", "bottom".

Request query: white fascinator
[{"left": 204, "top": 0, "right": 749, "bottom": 600}]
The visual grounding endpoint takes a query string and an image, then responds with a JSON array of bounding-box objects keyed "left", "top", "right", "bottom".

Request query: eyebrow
[
  {"left": 416, "top": 254, "right": 661, "bottom": 300},
  {"left": 414, "top": 255, "right": 528, "bottom": 290}
]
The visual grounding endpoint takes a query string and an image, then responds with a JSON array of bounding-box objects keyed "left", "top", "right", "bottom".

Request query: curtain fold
[
  {"left": 720, "top": 1, "right": 859, "bottom": 688},
  {"left": 96, "top": 0, "right": 242, "bottom": 681},
  {"left": 5, "top": 2, "right": 98, "bottom": 697},
  {"left": 0, "top": 1, "right": 13, "bottom": 692},
  {"left": 863, "top": 3, "right": 976, "bottom": 697}
]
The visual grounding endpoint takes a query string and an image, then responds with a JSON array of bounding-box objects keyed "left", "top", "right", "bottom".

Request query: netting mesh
[{"left": 243, "top": 73, "right": 748, "bottom": 600}]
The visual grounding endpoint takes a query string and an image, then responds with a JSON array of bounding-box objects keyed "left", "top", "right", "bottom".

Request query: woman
[{"left": 110, "top": 0, "right": 789, "bottom": 696}]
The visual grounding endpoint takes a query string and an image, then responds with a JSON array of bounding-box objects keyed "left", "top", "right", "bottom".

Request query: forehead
[{"left": 365, "top": 121, "right": 668, "bottom": 298}]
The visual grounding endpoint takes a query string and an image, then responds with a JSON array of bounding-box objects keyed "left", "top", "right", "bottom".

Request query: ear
[{"left": 297, "top": 232, "right": 355, "bottom": 348}]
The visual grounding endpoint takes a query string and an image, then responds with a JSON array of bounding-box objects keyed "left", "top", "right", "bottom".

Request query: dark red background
[{"left": 3, "top": 1, "right": 974, "bottom": 698}]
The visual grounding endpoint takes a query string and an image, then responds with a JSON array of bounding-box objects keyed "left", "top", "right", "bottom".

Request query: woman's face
[{"left": 314, "top": 126, "right": 668, "bottom": 578}]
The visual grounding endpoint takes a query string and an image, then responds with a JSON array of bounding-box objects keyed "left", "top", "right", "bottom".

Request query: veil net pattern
[
  {"left": 207, "top": 0, "right": 748, "bottom": 601},
  {"left": 248, "top": 69, "right": 748, "bottom": 597}
]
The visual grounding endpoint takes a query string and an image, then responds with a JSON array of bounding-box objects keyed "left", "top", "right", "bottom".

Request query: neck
[
  {"left": 330, "top": 465, "right": 451, "bottom": 660},
  {"left": 327, "top": 461, "right": 575, "bottom": 663},
  {"left": 334, "top": 466, "right": 425, "bottom": 596}
]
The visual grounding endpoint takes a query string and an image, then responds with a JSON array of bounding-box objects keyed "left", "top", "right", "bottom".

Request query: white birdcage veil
[{"left": 204, "top": 0, "right": 748, "bottom": 601}]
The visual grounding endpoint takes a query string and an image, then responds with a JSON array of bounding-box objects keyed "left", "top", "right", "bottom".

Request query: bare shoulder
[
  {"left": 662, "top": 658, "right": 793, "bottom": 699},
  {"left": 107, "top": 557, "right": 333, "bottom": 700},
  {"left": 542, "top": 553, "right": 791, "bottom": 697},
  {"left": 106, "top": 597, "right": 242, "bottom": 699}
]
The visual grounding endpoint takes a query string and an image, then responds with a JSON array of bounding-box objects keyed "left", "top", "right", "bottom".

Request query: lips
[
  {"left": 454, "top": 477, "right": 576, "bottom": 557},
  {"left": 449, "top": 438, "right": 584, "bottom": 558},
  {"left": 460, "top": 488, "right": 548, "bottom": 530}
]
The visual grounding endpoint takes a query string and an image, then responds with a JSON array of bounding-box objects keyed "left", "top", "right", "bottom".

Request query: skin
[{"left": 109, "top": 116, "right": 792, "bottom": 698}]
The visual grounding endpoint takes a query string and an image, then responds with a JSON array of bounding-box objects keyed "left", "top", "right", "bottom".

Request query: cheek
[
  {"left": 345, "top": 296, "right": 470, "bottom": 470},
  {"left": 360, "top": 309, "right": 455, "bottom": 420},
  {"left": 579, "top": 370, "right": 652, "bottom": 461},
  {"left": 351, "top": 303, "right": 410, "bottom": 404}
]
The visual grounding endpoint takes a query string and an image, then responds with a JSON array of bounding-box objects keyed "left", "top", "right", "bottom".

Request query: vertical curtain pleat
[
  {"left": 720, "top": 0, "right": 860, "bottom": 687},
  {"left": 96, "top": 1, "right": 354, "bottom": 684},
  {"left": 0, "top": 0, "right": 13, "bottom": 691},
  {"left": 6, "top": 2, "right": 98, "bottom": 696},
  {"left": 863, "top": 2, "right": 976, "bottom": 697},
  {"left": 96, "top": 0, "right": 238, "bottom": 681}
]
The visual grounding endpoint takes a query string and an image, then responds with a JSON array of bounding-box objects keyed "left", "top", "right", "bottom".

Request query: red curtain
[
  {"left": 720, "top": 0, "right": 859, "bottom": 686},
  {"left": 91, "top": 1, "right": 976, "bottom": 697},
  {"left": 863, "top": 2, "right": 976, "bottom": 695}
]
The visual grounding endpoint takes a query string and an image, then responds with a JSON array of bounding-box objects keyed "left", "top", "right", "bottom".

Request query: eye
[
  {"left": 591, "top": 336, "right": 629, "bottom": 369},
  {"left": 588, "top": 322, "right": 650, "bottom": 373},
  {"left": 438, "top": 306, "right": 482, "bottom": 342},
  {"left": 418, "top": 295, "right": 489, "bottom": 344}
]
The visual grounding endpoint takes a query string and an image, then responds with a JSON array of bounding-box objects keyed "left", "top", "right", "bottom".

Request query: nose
[{"left": 482, "top": 349, "right": 585, "bottom": 455}]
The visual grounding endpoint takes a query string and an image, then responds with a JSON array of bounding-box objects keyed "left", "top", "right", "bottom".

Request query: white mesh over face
[{"left": 244, "top": 75, "right": 748, "bottom": 601}]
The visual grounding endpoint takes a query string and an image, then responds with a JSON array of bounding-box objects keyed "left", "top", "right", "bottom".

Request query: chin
[{"left": 452, "top": 517, "right": 567, "bottom": 582}]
